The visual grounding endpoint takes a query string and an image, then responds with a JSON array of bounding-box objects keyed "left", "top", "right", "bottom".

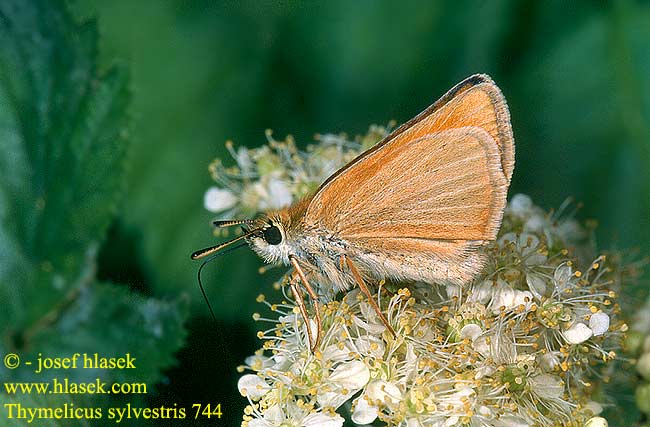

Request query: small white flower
[
  {"left": 438, "top": 387, "right": 476, "bottom": 417},
  {"left": 589, "top": 312, "right": 610, "bottom": 336},
  {"left": 249, "top": 404, "right": 284, "bottom": 427},
  {"left": 237, "top": 374, "right": 270, "bottom": 400},
  {"left": 353, "top": 301, "right": 387, "bottom": 335},
  {"left": 257, "top": 177, "right": 293, "bottom": 210},
  {"left": 563, "top": 322, "right": 593, "bottom": 344},
  {"left": 244, "top": 354, "right": 274, "bottom": 370},
  {"left": 508, "top": 194, "right": 533, "bottom": 217},
  {"left": 523, "top": 214, "right": 547, "bottom": 233},
  {"left": 204, "top": 187, "right": 237, "bottom": 212},
  {"left": 556, "top": 218, "right": 586, "bottom": 243},
  {"left": 352, "top": 380, "right": 402, "bottom": 425},
  {"left": 499, "top": 232, "right": 546, "bottom": 265},
  {"left": 233, "top": 146, "right": 254, "bottom": 174},
  {"left": 321, "top": 343, "right": 353, "bottom": 363},
  {"left": 488, "top": 280, "right": 533, "bottom": 313},
  {"left": 473, "top": 333, "right": 516, "bottom": 362}
]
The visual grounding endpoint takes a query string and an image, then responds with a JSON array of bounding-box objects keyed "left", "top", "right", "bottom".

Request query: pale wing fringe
[{"left": 431, "top": 82, "right": 514, "bottom": 181}]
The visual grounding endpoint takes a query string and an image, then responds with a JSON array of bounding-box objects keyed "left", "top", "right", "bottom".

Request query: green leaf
[
  {"left": 2, "top": 283, "right": 187, "bottom": 387},
  {"left": 0, "top": 1, "right": 189, "bottom": 413},
  {"left": 0, "top": 0, "right": 130, "bottom": 327}
]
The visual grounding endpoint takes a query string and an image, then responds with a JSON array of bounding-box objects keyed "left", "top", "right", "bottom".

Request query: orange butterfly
[{"left": 193, "top": 74, "right": 514, "bottom": 350}]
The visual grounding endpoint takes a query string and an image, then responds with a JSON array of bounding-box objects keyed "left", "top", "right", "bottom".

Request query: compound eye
[{"left": 263, "top": 225, "right": 282, "bottom": 245}]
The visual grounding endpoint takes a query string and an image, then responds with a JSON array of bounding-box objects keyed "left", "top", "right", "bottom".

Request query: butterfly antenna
[
  {"left": 197, "top": 256, "right": 219, "bottom": 323},
  {"left": 213, "top": 219, "right": 255, "bottom": 228},
  {"left": 196, "top": 241, "right": 248, "bottom": 323},
  {"left": 191, "top": 227, "right": 261, "bottom": 260}
]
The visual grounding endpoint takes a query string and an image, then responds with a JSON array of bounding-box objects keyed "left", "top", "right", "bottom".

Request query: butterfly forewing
[
  {"left": 304, "top": 74, "right": 514, "bottom": 244},
  {"left": 306, "top": 128, "right": 507, "bottom": 241}
]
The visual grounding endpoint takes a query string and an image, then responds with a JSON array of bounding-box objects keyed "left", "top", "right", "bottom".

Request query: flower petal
[
  {"left": 263, "top": 404, "right": 284, "bottom": 423},
  {"left": 248, "top": 419, "right": 270, "bottom": 427},
  {"left": 266, "top": 177, "right": 293, "bottom": 209},
  {"left": 351, "top": 396, "right": 378, "bottom": 425},
  {"left": 470, "top": 280, "right": 493, "bottom": 304},
  {"left": 329, "top": 360, "right": 370, "bottom": 390},
  {"left": 563, "top": 322, "right": 593, "bottom": 344},
  {"left": 526, "top": 273, "right": 547, "bottom": 299},
  {"left": 529, "top": 374, "right": 563, "bottom": 399},
  {"left": 584, "top": 401, "right": 603, "bottom": 416},
  {"left": 460, "top": 323, "right": 482, "bottom": 341},
  {"left": 513, "top": 290, "right": 533, "bottom": 309},
  {"left": 509, "top": 194, "right": 533, "bottom": 217},
  {"left": 584, "top": 417, "right": 608, "bottom": 427},
  {"left": 554, "top": 265, "right": 574, "bottom": 292},
  {"left": 539, "top": 351, "right": 561, "bottom": 371},
  {"left": 237, "top": 374, "right": 270, "bottom": 400},
  {"left": 302, "top": 412, "right": 344, "bottom": 427},
  {"left": 204, "top": 187, "right": 237, "bottom": 212},
  {"left": 354, "top": 335, "right": 386, "bottom": 358},
  {"left": 445, "top": 416, "right": 460, "bottom": 426},
  {"left": 366, "top": 380, "right": 403, "bottom": 404},
  {"left": 495, "top": 416, "right": 530, "bottom": 427},
  {"left": 490, "top": 280, "right": 516, "bottom": 312},
  {"left": 589, "top": 312, "right": 610, "bottom": 336},
  {"left": 317, "top": 391, "right": 351, "bottom": 410}
]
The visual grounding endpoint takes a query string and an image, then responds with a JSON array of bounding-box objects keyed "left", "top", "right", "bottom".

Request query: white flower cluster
[
  {"left": 628, "top": 298, "right": 650, "bottom": 418},
  {"left": 235, "top": 198, "right": 625, "bottom": 426},
  {"left": 203, "top": 132, "right": 629, "bottom": 427}
]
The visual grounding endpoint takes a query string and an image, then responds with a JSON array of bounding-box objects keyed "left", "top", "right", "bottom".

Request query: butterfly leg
[
  {"left": 343, "top": 255, "right": 396, "bottom": 337},
  {"left": 287, "top": 272, "right": 316, "bottom": 351},
  {"left": 289, "top": 255, "right": 322, "bottom": 351}
]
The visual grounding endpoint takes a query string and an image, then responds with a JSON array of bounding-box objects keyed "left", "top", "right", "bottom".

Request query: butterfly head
[{"left": 245, "top": 214, "right": 293, "bottom": 265}]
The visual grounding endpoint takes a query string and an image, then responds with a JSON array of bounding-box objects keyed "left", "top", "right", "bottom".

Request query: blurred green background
[{"left": 2, "top": 0, "right": 649, "bottom": 426}]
